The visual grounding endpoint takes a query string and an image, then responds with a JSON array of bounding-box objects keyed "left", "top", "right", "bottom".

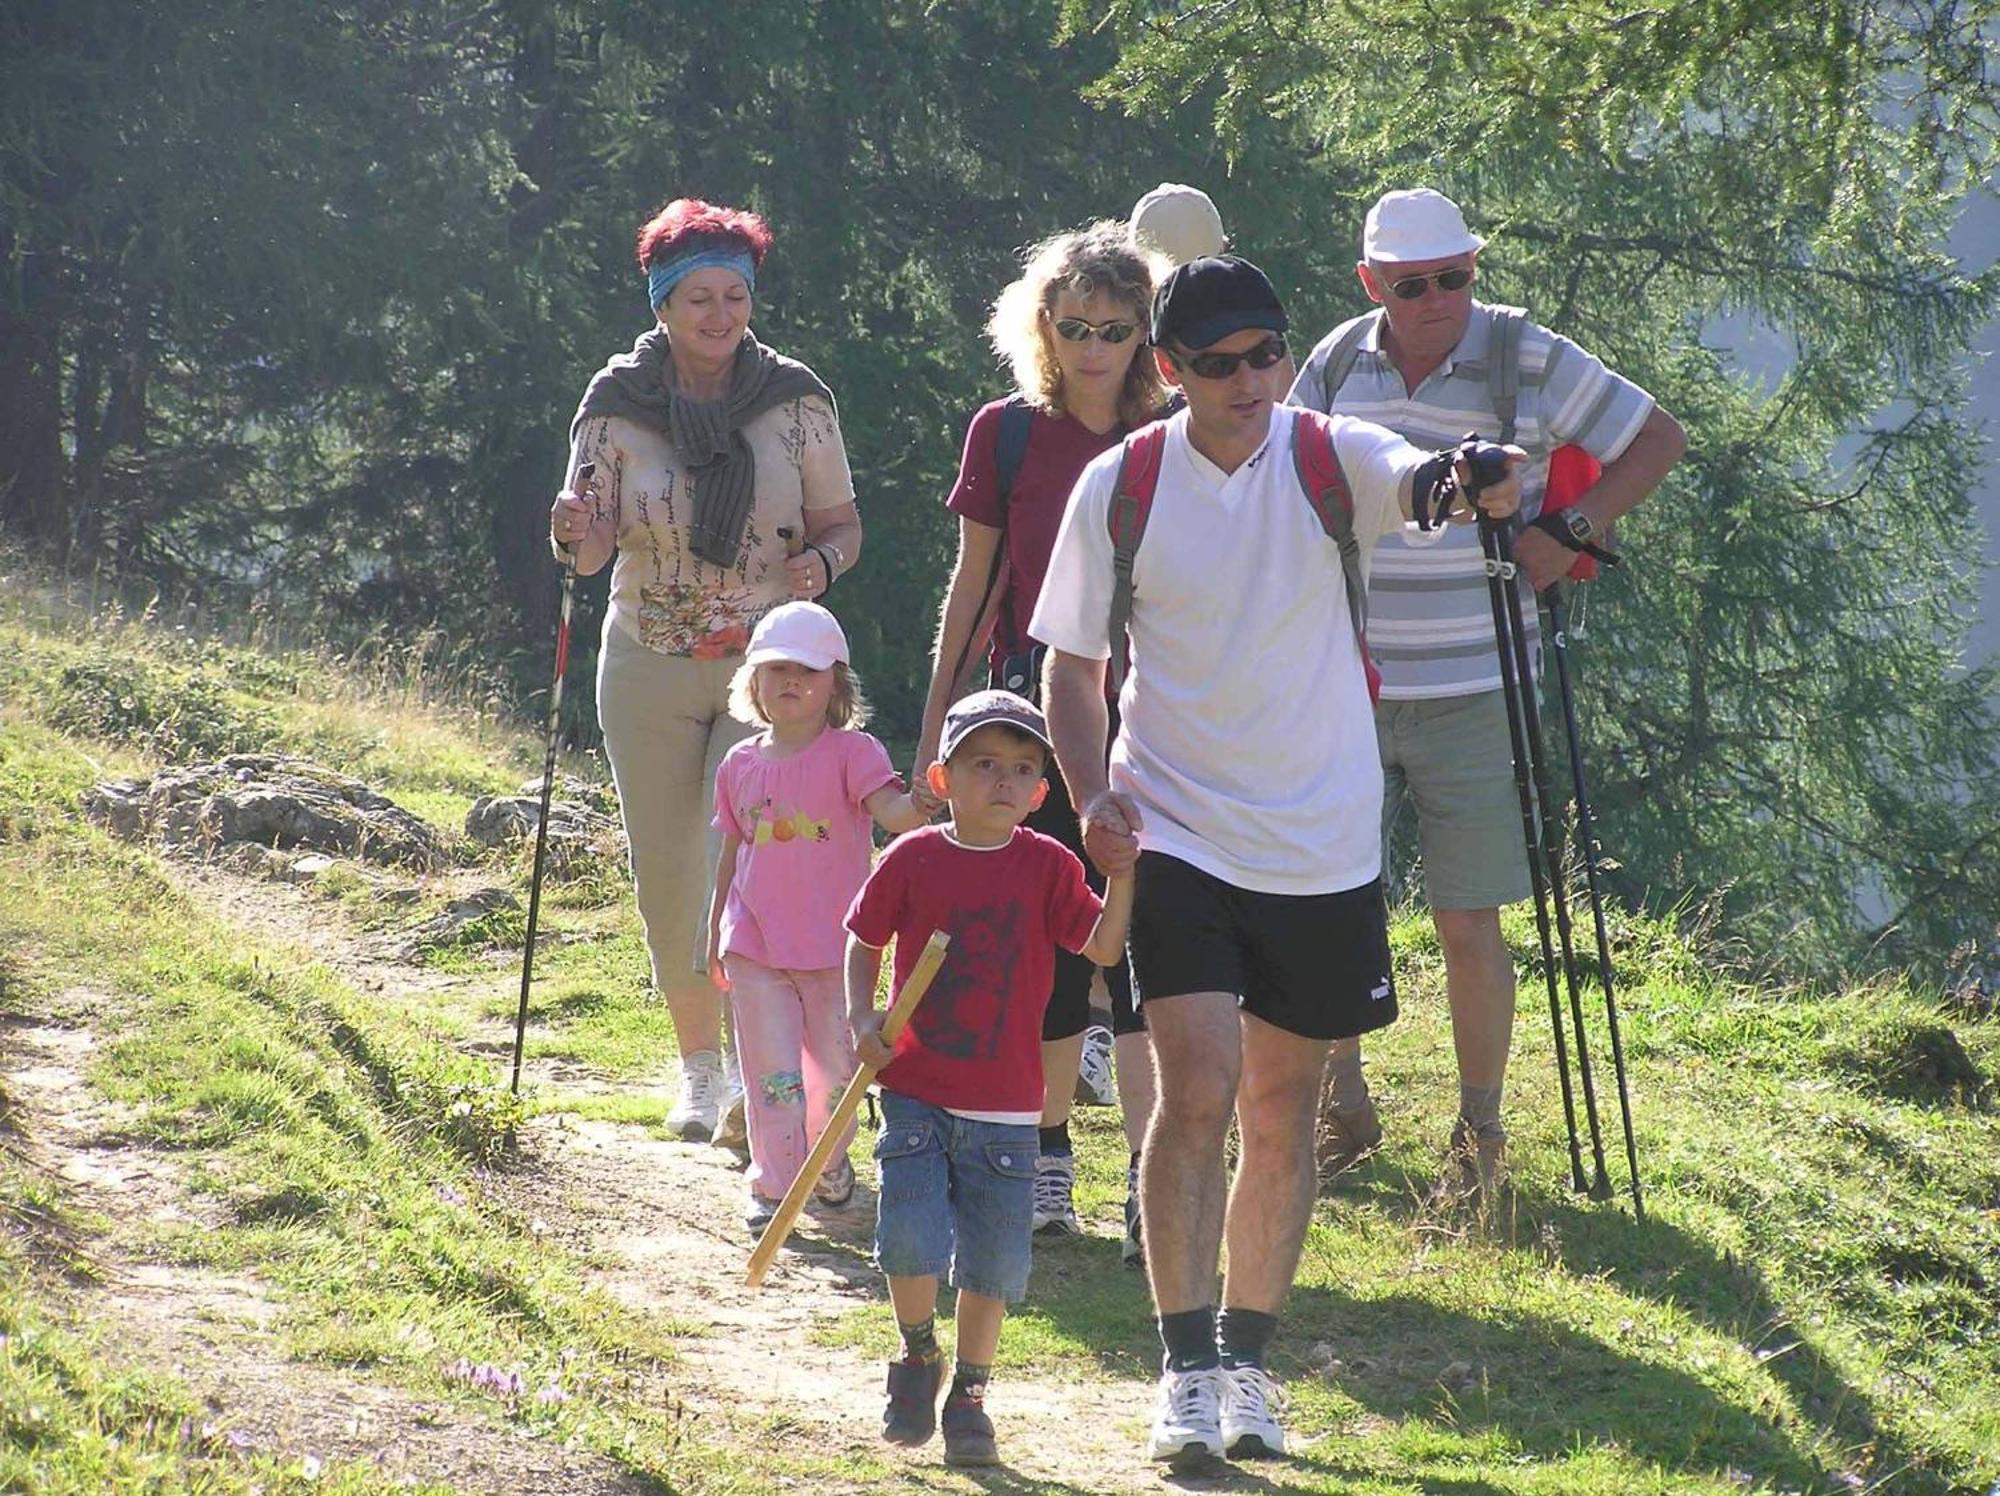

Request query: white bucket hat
[
  {"left": 1130, "top": 183, "right": 1227, "bottom": 266},
  {"left": 1362, "top": 188, "right": 1486, "bottom": 264}
]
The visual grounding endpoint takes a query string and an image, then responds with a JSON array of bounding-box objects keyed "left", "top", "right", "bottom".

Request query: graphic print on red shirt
[{"left": 845, "top": 826, "right": 1103, "bottom": 1116}]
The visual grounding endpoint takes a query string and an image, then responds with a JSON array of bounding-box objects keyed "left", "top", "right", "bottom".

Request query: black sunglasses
[
  {"left": 1171, "top": 335, "right": 1288, "bottom": 380},
  {"left": 1051, "top": 315, "right": 1140, "bottom": 345},
  {"left": 1386, "top": 266, "right": 1475, "bottom": 300}
]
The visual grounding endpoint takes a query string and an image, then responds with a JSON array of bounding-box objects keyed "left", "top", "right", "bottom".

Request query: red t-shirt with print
[{"left": 845, "top": 826, "right": 1103, "bottom": 1115}]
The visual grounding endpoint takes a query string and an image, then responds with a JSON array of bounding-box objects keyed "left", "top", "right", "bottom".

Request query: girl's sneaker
[
  {"left": 813, "top": 1155, "right": 856, "bottom": 1207},
  {"left": 744, "top": 1192, "right": 781, "bottom": 1238}
]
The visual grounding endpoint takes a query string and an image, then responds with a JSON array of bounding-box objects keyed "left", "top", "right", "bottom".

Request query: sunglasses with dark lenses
[
  {"left": 1174, "top": 335, "right": 1289, "bottom": 380},
  {"left": 1387, "top": 266, "right": 1476, "bottom": 300},
  {"left": 1051, "top": 316, "right": 1140, "bottom": 345}
]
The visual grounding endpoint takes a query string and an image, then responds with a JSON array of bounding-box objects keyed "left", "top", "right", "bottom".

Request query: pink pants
[{"left": 723, "top": 956, "right": 858, "bottom": 1200}]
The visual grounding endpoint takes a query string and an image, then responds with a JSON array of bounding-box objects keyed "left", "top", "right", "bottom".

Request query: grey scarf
[{"left": 570, "top": 329, "right": 834, "bottom": 568}]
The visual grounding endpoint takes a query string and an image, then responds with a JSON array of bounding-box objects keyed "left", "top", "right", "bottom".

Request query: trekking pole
[
  {"left": 747, "top": 931, "right": 952, "bottom": 1287},
  {"left": 1541, "top": 588, "right": 1645, "bottom": 1221},
  {"left": 1487, "top": 517, "right": 1613, "bottom": 1200},
  {"left": 1475, "top": 510, "right": 1588, "bottom": 1193},
  {"left": 511, "top": 461, "right": 594, "bottom": 1097}
]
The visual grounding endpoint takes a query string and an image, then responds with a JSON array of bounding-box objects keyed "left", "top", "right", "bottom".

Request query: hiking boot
[
  {"left": 1318, "top": 1097, "right": 1383, "bottom": 1179},
  {"left": 667, "top": 1049, "right": 725, "bottom": 1142},
  {"left": 1220, "top": 1363, "right": 1287, "bottom": 1459},
  {"left": 710, "top": 1049, "right": 749, "bottom": 1155},
  {"left": 1432, "top": 1118, "right": 1508, "bottom": 1206},
  {"left": 1147, "top": 1366, "right": 1223, "bottom": 1471},
  {"left": 882, "top": 1356, "right": 944, "bottom": 1447},
  {"left": 813, "top": 1154, "right": 856, "bottom": 1208},
  {"left": 744, "top": 1192, "right": 780, "bottom": 1238},
  {"left": 941, "top": 1393, "right": 999, "bottom": 1467},
  {"left": 1031, "top": 1152, "right": 1080, "bottom": 1236},
  {"left": 1074, "top": 1023, "right": 1116, "bottom": 1106},
  {"left": 1121, "top": 1157, "right": 1144, "bottom": 1268}
]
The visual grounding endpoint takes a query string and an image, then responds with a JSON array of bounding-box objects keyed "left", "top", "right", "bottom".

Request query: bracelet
[{"left": 807, "top": 540, "right": 839, "bottom": 589}]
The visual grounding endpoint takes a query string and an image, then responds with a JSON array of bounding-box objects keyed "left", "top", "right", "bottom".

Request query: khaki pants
[{"left": 597, "top": 625, "right": 754, "bottom": 1006}]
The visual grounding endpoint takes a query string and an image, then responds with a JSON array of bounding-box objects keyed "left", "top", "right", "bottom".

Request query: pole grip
[{"left": 745, "top": 931, "right": 952, "bottom": 1288}]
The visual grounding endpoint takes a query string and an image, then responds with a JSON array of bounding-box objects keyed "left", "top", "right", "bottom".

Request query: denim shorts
[{"left": 873, "top": 1091, "right": 1037, "bottom": 1303}]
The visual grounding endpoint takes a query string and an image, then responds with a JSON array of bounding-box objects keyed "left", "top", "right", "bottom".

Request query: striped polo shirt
[{"left": 1288, "top": 302, "right": 1655, "bottom": 698}]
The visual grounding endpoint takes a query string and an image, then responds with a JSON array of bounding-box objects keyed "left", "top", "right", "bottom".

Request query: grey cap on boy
[{"left": 939, "top": 689, "right": 1053, "bottom": 761}]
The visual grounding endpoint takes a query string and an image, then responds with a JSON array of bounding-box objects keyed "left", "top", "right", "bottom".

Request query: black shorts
[
  {"left": 1127, "top": 853, "right": 1397, "bottom": 1042},
  {"left": 1023, "top": 726, "right": 1141, "bottom": 1042}
]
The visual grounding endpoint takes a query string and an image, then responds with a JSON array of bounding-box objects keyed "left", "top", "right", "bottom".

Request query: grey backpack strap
[
  {"left": 1316, "top": 311, "right": 1381, "bottom": 408},
  {"left": 1484, "top": 305, "right": 1528, "bottom": 445},
  {"left": 1105, "top": 424, "right": 1169, "bottom": 692}
]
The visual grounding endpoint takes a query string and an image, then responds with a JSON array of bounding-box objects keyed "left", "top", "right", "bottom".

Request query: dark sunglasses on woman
[
  {"left": 1387, "top": 266, "right": 1475, "bottom": 300},
  {"left": 1051, "top": 316, "right": 1140, "bottom": 345},
  {"left": 1172, "top": 335, "right": 1288, "bottom": 380}
]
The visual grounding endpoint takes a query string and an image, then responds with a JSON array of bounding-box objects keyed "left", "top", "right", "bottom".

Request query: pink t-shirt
[{"left": 713, "top": 728, "right": 900, "bottom": 970}]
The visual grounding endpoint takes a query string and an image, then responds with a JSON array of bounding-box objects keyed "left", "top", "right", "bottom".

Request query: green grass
[{"left": 1, "top": 563, "right": 1997, "bottom": 1492}]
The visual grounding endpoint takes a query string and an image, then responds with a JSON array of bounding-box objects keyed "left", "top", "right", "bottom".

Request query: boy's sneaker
[
  {"left": 1031, "top": 1153, "right": 1080, "bottom": 1236},
  {"left": 940, "top": 1394, "right": 999, "bottom": 1467},
  {"left": 1148, "top": 1366, "right": 1224, "bottom": 1471},
  {"left": 667, "top": 1050, "right": 725, "bottom": 1141},
  {"left": 1220, "top": 1363, "right": 1287, "bottom": 1458},
  {"left": 881, "top": 1357, "right": 944, "bottom": 1447},
  {"left": 813, "top": 1155, "right": 856, "bottom": 1207},
  {"left": 1074, "top": 1024, "right": 1116, "bottom": 1106},
  {"left": 1121, "top": 1158, "right": 1144, "bottom": 1268},
  {"left": 744, "top": 1192, "right": 780, "bottom": 1238},
  {"left": 711, "top": 1049, "right": 749, "bottom": 1155},
  {"left": 1318, "top": 1097, "right": 1383, "bottom": 1179}
]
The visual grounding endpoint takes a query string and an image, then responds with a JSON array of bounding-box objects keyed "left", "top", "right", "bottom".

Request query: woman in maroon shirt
[{"left": 909, "top": 222, "right": 1169, "bottom": 1258}]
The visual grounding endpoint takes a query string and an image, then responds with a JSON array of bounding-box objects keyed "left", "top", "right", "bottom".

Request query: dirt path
[
  {"left": 163, "top": 861, "right": 1252, "bottom": 1493},
  {"left": 0, "top": 1003, "right": 654, "bottom": 1496}
]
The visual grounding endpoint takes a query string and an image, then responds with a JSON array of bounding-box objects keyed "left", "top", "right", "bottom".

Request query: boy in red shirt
[{"left": 845, "top": 689, "right": 1134, "bottom": 1467}]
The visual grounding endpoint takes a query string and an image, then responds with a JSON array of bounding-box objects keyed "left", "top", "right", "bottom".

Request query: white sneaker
[
  {"left": 711, "top": 1048, "right": 748, "bottom": 1154},
  {"left": 1031, "top": 1152, "right": 1080, "bottom": 1236},
  {"left": 1220, "top": 1362, "right": 1287, "bottom": 1458},
  {"left": 1148, "top": 1366, "right": 1223, "bottom": 1470},
  {"left": 1074, "top": 1023, "right": 1115, "bottom": 1106},
  {"left": 666, "top": 1049, "right": 724, "bottom": 1141}
]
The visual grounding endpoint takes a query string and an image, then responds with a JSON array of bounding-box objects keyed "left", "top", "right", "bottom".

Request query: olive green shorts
[{"left": 1377, "top": 690, "right": 1532, "bottom": 912}]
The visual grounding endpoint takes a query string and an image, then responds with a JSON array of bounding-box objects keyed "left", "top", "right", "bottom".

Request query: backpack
[
  {"left": 1317, "top": 305, "right": 1605, "bottom": 580},
  {"left": 1105, "top": 410, "right": 1381, "bottom": 703}
]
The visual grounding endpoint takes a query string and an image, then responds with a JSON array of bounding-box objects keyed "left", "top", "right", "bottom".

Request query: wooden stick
[{"left": 746, "top": 930, "right": 951, "bottom": 1288}]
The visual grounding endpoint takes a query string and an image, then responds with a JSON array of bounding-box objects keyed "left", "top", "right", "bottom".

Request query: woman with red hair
[{"left": 550, "top": 197, "right": 864, "bottom": 1141}]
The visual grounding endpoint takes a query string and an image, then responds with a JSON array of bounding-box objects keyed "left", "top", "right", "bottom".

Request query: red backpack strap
[
  {"left": 1290, "top": 411, "right": 1381, "bottom": 705},
  {"left": 1105, "top": 424, "right": 1168, "bottom": 692}
]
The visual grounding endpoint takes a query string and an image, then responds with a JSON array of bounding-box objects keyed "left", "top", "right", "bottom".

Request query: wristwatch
[{"left": 1556, "top": 507, "right": 1597, "bottom": 546}]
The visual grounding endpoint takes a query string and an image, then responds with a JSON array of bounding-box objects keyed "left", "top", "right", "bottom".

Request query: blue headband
[{"left": 647, "top": 249, "right": 756, "bottom": 311}]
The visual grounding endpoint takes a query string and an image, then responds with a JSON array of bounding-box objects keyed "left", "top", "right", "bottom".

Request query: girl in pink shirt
[{"left": 708, "top": 602, "right": 931, "bottom": 1233}]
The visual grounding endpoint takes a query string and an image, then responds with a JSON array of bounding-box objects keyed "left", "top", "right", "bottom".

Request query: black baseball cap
[{"left": 1150, "top": 255, "right": 1289, "bottom": 351}]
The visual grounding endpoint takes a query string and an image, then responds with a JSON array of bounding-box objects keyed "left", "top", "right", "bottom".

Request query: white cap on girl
[{"left": 745, "top": 601, "right": 849, "bottom": 670}]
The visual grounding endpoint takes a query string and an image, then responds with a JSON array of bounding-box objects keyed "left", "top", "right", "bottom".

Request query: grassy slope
[{"left": 0, "top": 573, "right": 1995, "bottom": 1494}]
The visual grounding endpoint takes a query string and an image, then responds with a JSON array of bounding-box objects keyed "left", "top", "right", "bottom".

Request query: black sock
[
  {"left": 1159, "top": 1306, "right": 1220, "bottom": 1372},
  {"left": 898, "top": 1315, "right": 941, "bottom": 1364},
  {"left": 1039, "top": 1122, "right": 1072, "bottom": 1156},
  {"left": 948, "top": 1361, "right": 990, "bottom": 1403},
  {"left": 1217, "top": 1306, "right": 1278, "bottom": 1370}
]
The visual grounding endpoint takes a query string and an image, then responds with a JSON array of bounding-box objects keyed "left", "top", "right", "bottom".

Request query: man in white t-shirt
[{"left": 1031, "top": 256, "right": 1522, "bottom": 1471}]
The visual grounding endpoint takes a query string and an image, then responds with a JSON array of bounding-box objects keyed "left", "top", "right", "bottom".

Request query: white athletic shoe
[
  {"left": 1074, "top": 1023, "right": 1116, "bottom": 1106},
  {"left": 1148, "top": 1366, "right": 1224, "bottom": 1470},
  {"left": 666, "top": 1049, "right": 724, "bottom": 1141},
  {"left": 1031, "top": 1152, "right": 1080, "bottom": 1236},
  {"left": 711, "top": 1048, "right": 749, "bottom": 1154},
  {"left": 1220, "top": 1363, "right": 1287, "bottom": 1459}
]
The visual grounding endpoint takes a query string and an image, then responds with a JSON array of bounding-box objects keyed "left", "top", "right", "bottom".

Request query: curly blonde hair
[
  {"left": 727, "top": 659, "right": 871, "bottom": 731},
  {"left": 987, "top": 222, "right": 1169, "bottom": 429}
]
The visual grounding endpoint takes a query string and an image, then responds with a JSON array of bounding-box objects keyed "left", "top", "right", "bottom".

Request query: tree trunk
[{"left": 0, "top": 231, "right": 68, "bottom": 547}]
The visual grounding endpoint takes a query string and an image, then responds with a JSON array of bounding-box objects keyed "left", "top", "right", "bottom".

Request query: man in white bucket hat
[{"left": 1288, "top": 187, "right": 1686, "bottom": 1200}]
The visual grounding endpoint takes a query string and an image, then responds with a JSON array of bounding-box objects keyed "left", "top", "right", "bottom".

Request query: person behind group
[
  {"left": 550, "top": 197, "right": 864, "bottom": 1143},
  {"left": 848, "top": 691, "right": 1135, "bottom": 1468},
  {"left": 705, "top": 602, "right": 930, "bottom": 1235},
  {"left": 1129, "top": 182, "right": 1227, "bottom": 265},
  {"left": 910, "top": 223, "right": 1168, "bottom": 1255},
  {"left": 1032, "top": 255, "right": 1522, "bottom": 1468},
  {"left": 1287, "top": 188, "right": 1687, "bottom": 1196}
]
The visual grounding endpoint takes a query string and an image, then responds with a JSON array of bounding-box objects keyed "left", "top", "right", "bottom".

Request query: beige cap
[{"left": 1130, "top": 183, "right": 1227, "bottom": 266}]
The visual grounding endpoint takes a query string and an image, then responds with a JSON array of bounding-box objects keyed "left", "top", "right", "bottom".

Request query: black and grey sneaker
[
  {"left": 1032, "top": 1152, "right": 1080, "bottom": 1236},
  {"left": 941, "top": 1393, "right": 999, "bottom": 1467},
  {"left": 882, "top": 1357, "right": 944, "bottom": 1447}
]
